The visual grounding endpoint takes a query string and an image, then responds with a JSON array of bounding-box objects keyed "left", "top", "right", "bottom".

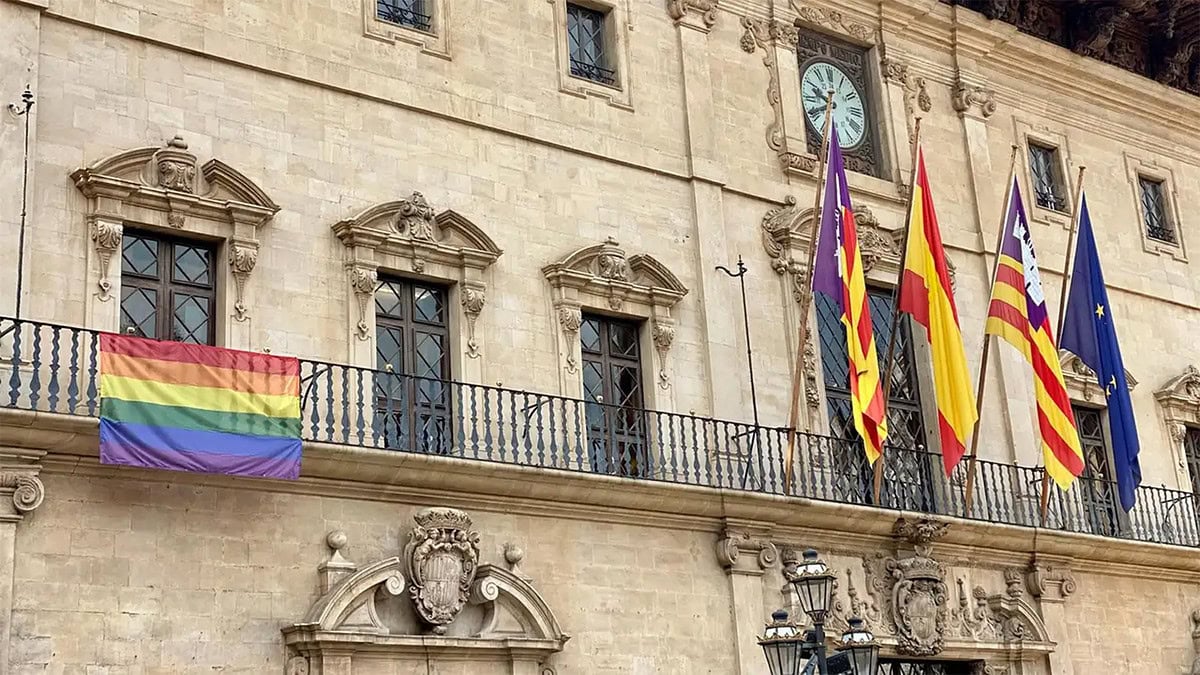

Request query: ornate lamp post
[
  {"left": 838, "top": 617, "right": 881, "bottom": 675},
  {"left": 759, "top": 609, "right": 804, "bottom": 675},
  {"left": 791, "top": 548, "right": 836, "bottom": 673}
]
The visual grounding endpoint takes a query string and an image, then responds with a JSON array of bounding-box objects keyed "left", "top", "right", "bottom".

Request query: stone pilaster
[
  {"left": 0, "top": 449, "right": 45, "bottom": 675},
  {"left": 1026, "top": 557, "right": 1076, "bottom": 675},
  {"left": 716, "top": 527, "right": 778, "bottom": 674}
]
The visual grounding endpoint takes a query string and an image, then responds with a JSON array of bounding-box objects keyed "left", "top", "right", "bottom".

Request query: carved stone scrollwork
[
  {"left": 952, "top": 79, "right": 997, "bottom": 119},
  {"left": 1059, "top": 351, "right": 1137, "bottom": 403},
  {"left": 1026, "top": 560, "right": 1076, "bottom": 602},
  {"left": 881, "top": 57, "right": 931, "bottom": 145},
  {"left": 350, "top": 267, "right": 378, "bottom": 341},
  {"left": 717, "top": 530, "right": 778, "bottom": 576},
  {"left": 461, "top": 287, "right": 486, "bottom": 359},
  {"left": 1189, "top": 608, "right": 1200, "bottom": 675},
  {"left": 790, "top": 1, "right": 873, "bottom": 43},
  {"left": 155, "top": 135, "right": 198, "bottom": 193},
  {"left": 652, "top": 321, "right": 676, "bottom": 390},
  {"left": 950, "top": 578, "right": 1000, "bottom": 641},
  {"left": 90, "top": 220, "right": 123, "bottom": 302},
  {"left": 0, "top": 473, "right": 45, "bottom": 513},
  {"left": 395, "top": 192, "right": 437, "bottom": 241},
  {"left": 1156, "top": 366, "right": 1200, "bottom": 472},
  {"left": 285, "top": 655, "right": 310, "bottom": 675},
  {"left": 556, "top": 306, "right": 582, "bottom": 374},
  {"left": 228, "top": 243, "right": 258, "bottom": 322},
  {"left": 404, "top": 507, "right": 482, "bottom": 634},
  {"left": 666, "top": 0, "right": 719, "bottom": 31}
]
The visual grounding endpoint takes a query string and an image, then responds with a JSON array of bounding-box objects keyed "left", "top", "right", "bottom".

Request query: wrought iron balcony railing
[{"left": 2, "top": 315, "right": 1197, "bottom": 548}]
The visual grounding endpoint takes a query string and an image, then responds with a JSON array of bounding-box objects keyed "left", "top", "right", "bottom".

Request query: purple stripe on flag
[
  {"left": 99, "top": 419, "right": 301, "bottom": 479},
  {"left": 812, "top": 125, "right": 850, "bottom": 307},
  {"left": 999, "top": 178, "right": 1026, "bottom": 260}
]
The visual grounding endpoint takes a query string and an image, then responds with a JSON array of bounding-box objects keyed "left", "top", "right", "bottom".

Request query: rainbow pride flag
[{"left": 99, "top": 334, "right": 302, "bottom": 479}]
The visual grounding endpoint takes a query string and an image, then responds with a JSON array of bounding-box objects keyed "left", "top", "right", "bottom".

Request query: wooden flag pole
[
  {"left": 873, "top": 117, "right": 924, "bottom": 505},
  {"left": 962, "top": 144, "right": 1021, "bottom": 515},
  {"left": 784, "top": 90, "right": 836, "bottom": 493},
  {"left": 1037, "top": 165, "right": 1088, "bottom": 525}
]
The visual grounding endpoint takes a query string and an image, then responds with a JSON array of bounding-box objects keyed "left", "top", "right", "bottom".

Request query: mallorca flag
[
  {"left": 898, "top": 147, "right": 977, "bottom": 475},
  {"left": 984, "top": 178, "right": 1085, "bottom": 489},
  {"left": 812, "top": 126, "right": 888, "bottom": 464},
  {"left": 99, "top": 334, "right": 303, "bottom": 479}
]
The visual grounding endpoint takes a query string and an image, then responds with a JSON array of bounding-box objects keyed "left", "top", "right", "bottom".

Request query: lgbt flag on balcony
[{"left": 98, "top": 334, "right": 302, "bottom": 479}]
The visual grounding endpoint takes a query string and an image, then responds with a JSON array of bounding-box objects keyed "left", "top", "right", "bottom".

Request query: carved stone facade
[{"left": 952, "top": 79, "right": 997, "bottom": 119}]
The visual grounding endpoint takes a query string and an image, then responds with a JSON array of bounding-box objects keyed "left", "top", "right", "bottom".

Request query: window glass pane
[
  {"left": 1139, "top": 177, "right": 1175, "bottom": 243},
  {"left": 173, "top": 244, "right": 212, "bottom": 286},
  {"left": 376, "top": 0, "right": 430, "bottom": 30},
  {"left": 413, "top": 286, "right": 445, "bottom": 325},
  {"left": 120, "top": 287, "right": 158, "bottom": 338},
  {"left": 121, "top": 235, "right": 158, "bottom": 277},
  {"left": 567, "top": 3, "right": 614, "bottom": 84},
  {"left": 580, "top": 318, "right": 602, "bottom": 353},
  {"left": 171, "top": 293, "right": 211, "bottom": 344},
  {"left": 376, "top": 326, "right": 404, "bottom": 372},
  {"left": 1028, "top": 143, "right": 1065, "bottom": 211},
  {"left": 1185, "top": 427, "right": 1200, "bottom": 497},
  {"left": 582, "top": 361, "right": 604, "bottom": 403},
  {"left": 609, "top": 322, "right": 638, "bottom": 357},
  {"left": 375, "top": 279, "right": 404, "bottom": 319}
]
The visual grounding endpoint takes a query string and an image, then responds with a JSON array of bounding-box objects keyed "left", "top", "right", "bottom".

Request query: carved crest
[
  {"left": 889, "top": 554, "right": 947, "bottom": 656},
  {"left": 404, "top": 507, "right": 481, "bottom": 633}
]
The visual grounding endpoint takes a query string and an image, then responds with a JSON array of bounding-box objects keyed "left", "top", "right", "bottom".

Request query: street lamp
[
  {"left": 790, "top": 548, "right": 835, "bottom": 673},
  {"left": 836, "top": 617, "right": 880, "bottom": 675},
  {"left": 759, "top": 609, "right": 804, "bottom": 675}
]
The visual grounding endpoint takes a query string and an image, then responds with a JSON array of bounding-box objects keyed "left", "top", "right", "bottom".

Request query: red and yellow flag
[
  {"left": 898, "top": 148, "right": 977, "bottom": 475},
  {"left": 812, "top": 126, "right": 888, "bottom": 464},
  {"left": 985, "top": 178, "right": 1085, "bottom": 489}
]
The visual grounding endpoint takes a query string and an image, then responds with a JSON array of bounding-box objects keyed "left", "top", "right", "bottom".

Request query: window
[
  {"left": 816, "top": 288, "right": 932, "bottom": 509},
  {"left": 119, "top": 231, "right": 215, "bottom": 345},
  {"left": 1185, "top": 427, "right": 1200, "bottom": 498},
  {"left": 1028, "top": 142, "right": 1067, "bottom": 212},
  {"left": 376, "top": 0, "right": 431, "bottom": 32},
  {"left": 1139, "top": 176, "right": 1176, "bottom": 244},
  {"left": 374, "top": 277, "right": 451, "bottom": 453},
  {"left": 567, "top": 3, "right": 615, "bottom": 85},
  {"left": 1071, "top": 404, "right": 1119, "bottom": 536},
  {"left": 876, "top": 662, "right": 973, "bottom": 675},
  {"left": 581, "top": 314, "right": 646, "bottom": 477}
]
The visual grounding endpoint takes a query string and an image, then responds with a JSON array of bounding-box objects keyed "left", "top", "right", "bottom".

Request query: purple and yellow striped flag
[{"left": 99, "top": 334, "right": 302, "bottom": 479}]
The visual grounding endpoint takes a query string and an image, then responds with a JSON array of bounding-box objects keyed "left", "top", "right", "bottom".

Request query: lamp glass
[
  {"left": 759, "top": 609, "right": 803, "bottom": 675},
  {"left": 792, "top": 549, "right": 834, "bottom": 623},
  {"left": 838, "top": 617, "right": 880, "bottom": 675}
]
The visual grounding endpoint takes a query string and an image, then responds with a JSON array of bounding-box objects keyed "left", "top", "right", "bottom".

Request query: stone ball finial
[
  {"left": 167, "top": 134, "right": 188, "bottom": 149},
  {"left": 504, "top": 542, "right": 525, "bottom": 567},
  {"left": 326, "top": 530, "right": 348, "bottom": 552}
]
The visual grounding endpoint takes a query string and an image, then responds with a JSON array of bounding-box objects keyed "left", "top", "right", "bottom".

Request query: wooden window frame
[{"left": 119, "top": 229, "right": 217, "bottom": 346}]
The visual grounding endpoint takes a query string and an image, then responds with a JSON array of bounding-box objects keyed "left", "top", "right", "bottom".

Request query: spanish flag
[
  {"left": 812, "top": 126, "right": 888, "bottom": 464},
  {"left": 985, "top": 178, "right": 1084, "bottom": 489},
  {"left": 898, "top": 147, "right": 977, "bottom": 475}
]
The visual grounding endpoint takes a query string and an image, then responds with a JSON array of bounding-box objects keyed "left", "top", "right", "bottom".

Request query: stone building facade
[{"left": 1, "top": 0, "right": 1200, "bottom": 672}]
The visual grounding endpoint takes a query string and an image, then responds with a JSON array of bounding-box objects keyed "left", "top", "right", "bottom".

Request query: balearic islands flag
[
  {"left": 898, "top": 147, "right": 977, "bottom": 475},
  {"left": 812, "top": 125, "right": 889, "bottom": 464},
  {"left": 984, "top": 178, "right": 1085, "bottom": 489},
  {"left": 99, "top": 334, "right": 303, "bottom": 479}
]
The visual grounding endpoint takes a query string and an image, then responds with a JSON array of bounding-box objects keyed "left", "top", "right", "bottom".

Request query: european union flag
[{"left": 1060, "top": 194, "right": 1141, "bottom": 511}]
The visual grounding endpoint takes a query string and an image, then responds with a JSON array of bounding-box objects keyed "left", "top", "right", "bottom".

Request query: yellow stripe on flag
[{"left": 100, "top": 374, "right": 301, "bottom": 419}]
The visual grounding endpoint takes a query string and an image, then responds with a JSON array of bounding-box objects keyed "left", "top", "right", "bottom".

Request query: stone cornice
[{"left": 10, "top": 408, "right": 1200, "bottom": 583}]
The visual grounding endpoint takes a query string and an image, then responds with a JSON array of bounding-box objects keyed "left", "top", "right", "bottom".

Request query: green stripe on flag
[{"left": 101, "top": 398, "right": 302, "bottom": 439}]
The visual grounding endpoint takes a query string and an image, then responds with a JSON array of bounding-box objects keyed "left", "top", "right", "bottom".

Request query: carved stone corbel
[
  {"left": 349, "top": 266, "right": 378, "bottom": 341},
  {"left": 90, "top": 220, "right": 123, "bottom": 302},
  {"left": 881, "top": 56, "right": 931, "bottom": 145},
  {"left": 952, "top": 79, "right": 997, "bottom": 119},
  {"left": 716, "top": 530, "right": 778, "bottom": 576},
  {"left": 666, "top": 0, "right": 719, "bottom": 31},
  {"left": 652, "top": 321, "right": 676, "bottom": 390},
  {"left": 1188, "top": 608, "right": 1200, "bottom": 675},
  {"left": 0, "top": 472, "right": 45, "bottom": 519},
  {"left": 228, "top": 242, "right": 258, "bottom": 322},
  {"left": 460, "top": 286, "right": 487, "bottom": 359},
  {"left": 556, "top": 305, "right": 582, "bottom": 374},
  {"left": 1026, "top": 560, "right": 1076, "bottom": 603}
]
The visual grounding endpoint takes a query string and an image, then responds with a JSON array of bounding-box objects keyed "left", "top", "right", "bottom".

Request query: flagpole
[
  {"left": 784, "top": 90, "right": 836, "bottom": 492},
  {"left": 962, "top": 144, "right": 1021, "bottom": 516},
  {"left": 872, "top": 117, "right": 923, "bottom": 505},
  {"left": 1037, "top": 165, "right": 1088, "bottom": 525}
]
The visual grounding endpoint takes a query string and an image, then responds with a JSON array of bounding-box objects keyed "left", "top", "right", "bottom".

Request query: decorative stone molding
[
  {"left": 556, "top": 306, "right": 582, "bottom": 374},
  {"left": 881, "top": 56, "right": 932, "bottom": 146},
  {"left": 333, "top": 195, "right": 501, "bottom": 361},
  {"left": 1059, "top": 351, "right": 1137, "bottom": 404},
  {"left": 1189, "top": 609, "right": 1200, "bottom": 675},
  {"left": 72, "top": 135, "right": 278, "bottom": 330},
  {"left": 404, "top": 507, "right": 481, "bottom": 634},
  {"left": 761, "top": 198, "right": 901, "bottom": 288},
  {"left": 1125, "top": 151, "right": 1187, "bottom": 261},
  {"left": 0, "top": 472, "right": 44, "bottom": 515},
  {"left": 543, "top": 238, "right": 687, "bottom": 378},
  {"left": 228, "top": 242, "right": 258, "bottom": 322},
  {"left": 652, "top": 321, "right": 676, "bottom": 390},
  {"left": 666, "top": 0, "right": 718, "bottom": 31},
  {"left": 318, "top": 530, "right": 358, "bottom": 593},
  {"left": 362, "top": 0, "right": 449, "bottom": 58},
  {"left": 1157, "top": 367, "right": 1200, "bottom": 473},
  {"left": 283, "top": 510, "right": 568, "bottom": 674},
  {"left": 716, "top": 529, "right": 778, "bottom": 576},
  {"left": 1026, "top": 559, "right": 1076, "bottom": 603},
  {"left": 789, "top": 0, "right": 874, "bottom": 43},
  {"left": 548, "top": 0, "right": 634, "bottom": 110},
  {"left": 740, "top": 16, "right": 812, "bottom": 174},
  {"left": 951, "top": 79, "right": 997, "bottom": 119}
]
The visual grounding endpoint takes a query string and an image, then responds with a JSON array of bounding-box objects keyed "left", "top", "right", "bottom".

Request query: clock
[
  {"left": 796, "top": 29, "right": 881, "bottom": 177},
  {"left": 801, "top": 61, "right": 868, "bottom": 149}
]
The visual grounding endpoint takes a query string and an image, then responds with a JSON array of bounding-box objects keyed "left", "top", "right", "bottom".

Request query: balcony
[{"left": 2, "top": 315, "right": 1197, "bottom": 547}]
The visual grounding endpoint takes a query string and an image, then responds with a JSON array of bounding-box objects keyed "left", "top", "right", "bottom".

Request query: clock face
[{"left": 801, "top": 61, "right": 868, "bottom": 149}]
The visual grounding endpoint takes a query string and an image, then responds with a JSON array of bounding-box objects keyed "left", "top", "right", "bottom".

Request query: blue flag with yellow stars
[{"left": 1060, "top": 194, "right": 1141, "bottom": 511}]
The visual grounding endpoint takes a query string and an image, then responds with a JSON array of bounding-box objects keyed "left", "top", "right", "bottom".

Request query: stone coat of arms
[
  {"left": 404, "top": 507, "right": 481, "bottom": 633},
  {"left": 890, "top": 555, "right": 948, "bottom": 656}
]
